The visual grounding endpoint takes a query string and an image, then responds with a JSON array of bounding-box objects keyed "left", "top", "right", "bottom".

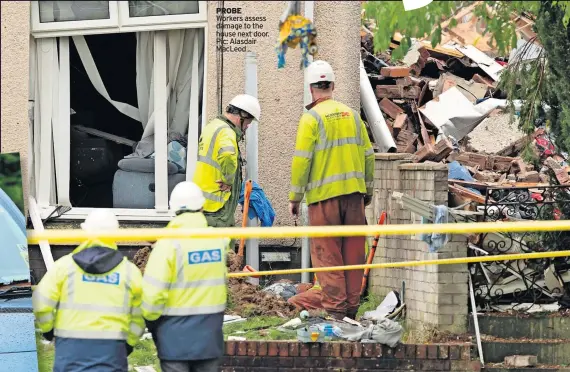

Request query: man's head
[
  {"left": 169, "top": 181, "right": 206, "bottom": 215},
  {"left": 81, "top": 209, "right": 119, "bottom": 234},
  {"left": 225, "top": 94, "right": 261, "bottom": 134},
  {"left": 307, "top": 60, "right": 335, "bottom": 102}
]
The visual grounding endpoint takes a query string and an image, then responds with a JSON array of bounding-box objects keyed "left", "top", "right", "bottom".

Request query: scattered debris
[{"left": 133, "top": 246, "right": 151, "bottom": 274}]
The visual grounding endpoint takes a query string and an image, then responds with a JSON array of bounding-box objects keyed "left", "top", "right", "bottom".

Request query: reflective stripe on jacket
[
  {"left": 32, "top": 240, "right": 145, "bottom": 369},
  {"left": 193, "top": 117, "right": 241, "bottom": 213},
  {"left": 142, "top": 212, "right": 229, "bottom": 360},
  {"left": 289, "top": 99, "right": 375, "bottom": 205}
]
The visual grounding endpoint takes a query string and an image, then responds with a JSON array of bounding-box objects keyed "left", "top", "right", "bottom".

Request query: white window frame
[
  {"left": 118, "top": 1, "right": 207, "bottom": 27},
  {"left": 30, "top": 4, "right": 208, "bottom": 222},
  {"left": 30, "top": 1, "right": 120, "bottom": 34},
  {"left": 30, "top": 1, "right": 209, "bottom": 38}
]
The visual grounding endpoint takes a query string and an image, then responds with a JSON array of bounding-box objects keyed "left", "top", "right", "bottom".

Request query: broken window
[{"left": 29, "top": 1, "right": 207, "bottom": 221}]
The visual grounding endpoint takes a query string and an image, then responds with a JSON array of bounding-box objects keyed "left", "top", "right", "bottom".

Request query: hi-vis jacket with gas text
[
  {"left": 289, "top": 99, "right": 375, "bottom": 205},
  {"left": 141, "top": 212, "right": 229, "bottom": 361},
  {"left": 32, "top": 240, "right": 145, "bottom": 371},
  {"left": 193, "top": 117, "right": 241, "bottom": 213}
]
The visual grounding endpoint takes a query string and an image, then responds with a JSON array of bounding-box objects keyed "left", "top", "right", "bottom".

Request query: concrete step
[
  {"left": 481, "top": 337, "right": 570, "bottom": 366},
  {"left": 469, "top": 314, "right": 570, "bottom": 340}
]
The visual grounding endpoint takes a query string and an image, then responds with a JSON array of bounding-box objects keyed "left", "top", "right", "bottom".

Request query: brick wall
[
  {"left": 221, "top": 341, "right": 481, "bottom": 371},
  {"left": 365, "top": 154, "right": 469, "bottom": 335}
]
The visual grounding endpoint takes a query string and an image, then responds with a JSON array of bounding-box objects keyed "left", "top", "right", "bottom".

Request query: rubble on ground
[{"left": 363, "top": 6, "right": 570, "bottom": 313}]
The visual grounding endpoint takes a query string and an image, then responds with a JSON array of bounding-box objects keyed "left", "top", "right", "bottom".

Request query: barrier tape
[
  {"left": 26, "top": 220, "right": 570, "bottom": 244},
  {"left": 227, "top": 249, "right": 570, "bottom": 278}
]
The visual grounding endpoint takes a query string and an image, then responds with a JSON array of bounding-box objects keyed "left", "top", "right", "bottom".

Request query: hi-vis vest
[
  {"left": 32, "top": 243, "right": 145, "bottom": 347},
  {"left": 141, "top": 213, "right": 228, "bottom": 320},
  {"left": 289, "top": 99, "right": 375, "bottom": 205},
  {"left": 193, "top": 118, "right": 239, "bottom": 213}
]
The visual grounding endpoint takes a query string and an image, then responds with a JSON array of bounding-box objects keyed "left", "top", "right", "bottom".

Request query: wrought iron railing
[{"left": 471, "top": 185, "right": 570, "bottom": 311}]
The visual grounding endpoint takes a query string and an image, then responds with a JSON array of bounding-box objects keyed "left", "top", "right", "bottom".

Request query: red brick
[
  {"left": 373, "top": 343, "right": 383, "bottom": 358},
  {"left": 310, "top": 343, "right": 320, "bottom": 357},
  {"left": 340, "top": 342, "right": 352, "bottom": 358},
  {"left": 428, "top": 345, "right": 438, "bottom": 359},
  {"left": 320, "top": 343, "right": 332, "bottom": 357},
  {"left": 451, "top": 360, "right": 471, "bottom": 370},
  {"left": 237, "top": 341, "right": 247, "bottom": 356},
  {"left": 300, "top": 343, "right": 310, "bottom": 357},
  {"left": 331, "top": 342, "right": 341, "bottom": 357},
  {"left": 421, "top": 359, "right": 449, "bottom": 371},
  {"left": 405, "top": 345, "right": 416, "bottom": 359},
  {"left": 470, "top": 360, "right": 483, "bottom": 371},
  {"left": 277, "top": 341, "right": 289, "bottom": 357},
  {"left": 461, "top": 344, "right": 472, "bottom": 360},
  {"left": 381, "top": 66, "right": 411, "bottom": 78},
  {"left": 288, "top": 342, "right": 299, "bottom": 357},
  {"left": 438, "top": 345, "right": 449, "bottom": 359},
  {"left": 221, "top": 356, "right": 235, "bottom": 367},
  {"left": 352, "top": 342, "right": 362, "bottom": 357},
  {"left": 268, "top": 342, "right": 278, "bottom": 356},
  {"left": 247, "top": 341, "right": 257, "bottom": 356},
  {"left": 416, "top": 345, "right": 427, "bottom": 359},
  {"left": 257, "top": 342, "right": 268, "bottom": 356},
  {"left": 226, "top": 341, "right": 236, "bottom": 356},
  {"left": 362, "top": 343, "right": 375, "bottom": 357},
  {"left": 394, "top": 344, "right": 405, "bottom": 358},
  {"left": 383, "top": 345, "right": 394, "bottom": 358},
  {"left": 449, "top": 345, "right": 461, "bottom": 360},
  {"left": 375, "top": 85, "right": 422, "bottom": 100},
  {"left": 379, "top": 98, "right": 404, "bottom": 119}
]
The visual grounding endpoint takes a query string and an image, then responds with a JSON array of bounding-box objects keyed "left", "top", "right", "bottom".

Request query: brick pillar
[{"left": 368, "top": 159, "right": 468, "bottom": 336}]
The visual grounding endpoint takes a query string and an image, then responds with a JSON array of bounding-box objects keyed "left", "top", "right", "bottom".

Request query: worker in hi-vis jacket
[
  {"left": 287, "top": 60, "right": 375, "bottom": 320},
  {"left": 192, "top": 94, "right": 261, "bottom": 233},
  {"left": 32, "top": 209, "right": 145, "bottom": 372},
  {"left": 141, "top": 181, "right": 229, "bottom": 372}
]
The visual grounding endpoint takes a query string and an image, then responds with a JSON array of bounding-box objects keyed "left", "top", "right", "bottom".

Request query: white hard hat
[
  {"left": 228, "top": 94, "right": 261, "bottom": 121},
  {"left": 169, "top": 181, "right": 206, "bottom": 212},
  {"left": 81, "top": 209, "right": 119, "bottom": 232},
  {"left": 307, "top": 60, "right": 335, "bottom": 85}
]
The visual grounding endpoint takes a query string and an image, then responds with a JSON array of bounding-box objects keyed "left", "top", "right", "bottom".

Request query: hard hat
[
  {"left": 307, "top": 60, "right": 335, "bottom": 85},
  {"left": 81, "top": 209, "right": 119, "bottom": 231},
  {"left": 169, "top": 181, "right": 206, "bottom": 212},
  {"left": 402, "top": 0, "right": 433, "bottom": 11},
  {"left": 228, "top": 94, "right": 261, "bottom": 121}
]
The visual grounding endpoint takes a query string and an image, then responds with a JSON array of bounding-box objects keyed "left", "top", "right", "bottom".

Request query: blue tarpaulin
[
  {"left": 238, "top": 181, "right": 276, "bottom": 227},
  {"left": 448, "top": 161, "right": 482, "bottom": 195},
  {"left": 0, "top": 189, "right": 29, "bottom": 285}
]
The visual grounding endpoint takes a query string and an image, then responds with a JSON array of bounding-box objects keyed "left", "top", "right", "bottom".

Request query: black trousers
[{"left": 160, "top": 358, "right": 220, "bottom": 372}]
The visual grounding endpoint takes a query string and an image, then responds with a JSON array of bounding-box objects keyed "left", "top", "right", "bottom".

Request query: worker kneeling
[
  {"left": 32, "top": 209, "right": 145, "bottom": 372},
  {"left": 142, "top": 181, "right": 229, "bottom": 372}
]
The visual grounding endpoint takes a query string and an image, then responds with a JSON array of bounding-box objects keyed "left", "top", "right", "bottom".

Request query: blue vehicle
[{"left": 0, "top": 188, "right": 39, "bottom": 370}]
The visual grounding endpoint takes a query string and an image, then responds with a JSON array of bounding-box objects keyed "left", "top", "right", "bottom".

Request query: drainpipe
[
  {"left": 244, "top": 52, "right": 259, "bottom": 281},
  {"left": 360, "top": 58, "right": 397, "bottom": 153},
  {"left": 300, "top": 0, "right": 315, "bottom": 284}
]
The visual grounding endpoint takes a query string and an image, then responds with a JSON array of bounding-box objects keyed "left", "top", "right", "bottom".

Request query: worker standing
[
  {"left": 287, "top": 60, "right": 375, "bottom": 320},
  {"left": 193, "top": 94, "right": 261, "bottom": 233},
  {"left": 32, "top": 209, "right": 145, "bottom": 372},
  {"left": 142, "top": 181, "right": 229, "bottom": 372}
]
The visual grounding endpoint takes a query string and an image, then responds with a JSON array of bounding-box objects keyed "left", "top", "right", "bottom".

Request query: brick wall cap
[
  {"left": 398, "top": 162, "right": 449, "bottom": 171},
  {"left": 375, "top": 153, "right": 415, "bottom": 160}
]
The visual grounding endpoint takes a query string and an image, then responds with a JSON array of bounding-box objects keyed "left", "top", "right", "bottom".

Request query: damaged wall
[
  {"left": 0, "top": 1, "right": 30, "bottom": 214},
  {"left": 366, "top": 154, "right": 469, "bottom": 334},
  {"left": 206, "top": 1, "right": 361, "bottom": 235}
]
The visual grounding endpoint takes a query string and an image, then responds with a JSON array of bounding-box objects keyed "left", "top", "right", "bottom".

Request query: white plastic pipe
[
  {"left": 360, "top": 58, "right": 397, "bottom": 153},
  {"left": 301, "top": 0, "right": 315, "bottom": 283},
  {"left": 28, "top": 196, "right": 55, "bottom": 271},
  {"left": 244, "top": 52, "right": 259, "bottom": 280}
]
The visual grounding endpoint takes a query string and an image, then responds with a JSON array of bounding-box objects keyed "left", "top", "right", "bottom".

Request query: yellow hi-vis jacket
[
  {"left": 32, "top": 240, "right": 145, "bottom": 347},
  {"left": 289, "top": 99, "right": 375, "bottom": 205},
  {"left": 141, "top": 212, "right": 229, "bottom": 320},
  {"left": 193, "top": 117, "right": 241, "bottom": 213}
]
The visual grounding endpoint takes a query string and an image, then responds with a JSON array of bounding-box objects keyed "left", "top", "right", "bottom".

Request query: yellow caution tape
[
  {"left": 26, "top": 220, "right": 570, "bottom": 245},
  {"left": 227, "top": 249, "right": 570, "bottom": 278}
]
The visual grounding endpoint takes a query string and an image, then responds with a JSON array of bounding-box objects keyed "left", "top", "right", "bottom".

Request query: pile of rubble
[{"left": 361, "top": 4, "right": 570, "bottom": 206}]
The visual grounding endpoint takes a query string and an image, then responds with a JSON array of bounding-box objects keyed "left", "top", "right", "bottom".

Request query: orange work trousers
[{"left": 289, "top": 193, "right": 366, "bottom": 318}]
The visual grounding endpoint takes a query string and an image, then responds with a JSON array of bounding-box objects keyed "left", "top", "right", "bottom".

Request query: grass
[{"left": 35, "top": 296, "right": 393, "bottom": 369}]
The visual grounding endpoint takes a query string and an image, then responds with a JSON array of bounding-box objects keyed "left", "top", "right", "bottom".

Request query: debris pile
[{"left": 361, "top": 5, "right": 570, "bottom": 201}]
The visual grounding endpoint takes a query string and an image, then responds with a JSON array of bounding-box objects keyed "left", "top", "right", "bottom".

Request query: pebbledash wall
[
  {"left": 365, "top": 154, "right": 469, "bottom": 335},
  {"left": 220, "top": 340, "right": 482, "bottom": 371}
]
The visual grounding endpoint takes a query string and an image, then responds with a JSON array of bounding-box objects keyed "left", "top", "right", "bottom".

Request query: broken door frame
[{"left": 29, "top": 2, "right": 208, "bottom": 221}]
